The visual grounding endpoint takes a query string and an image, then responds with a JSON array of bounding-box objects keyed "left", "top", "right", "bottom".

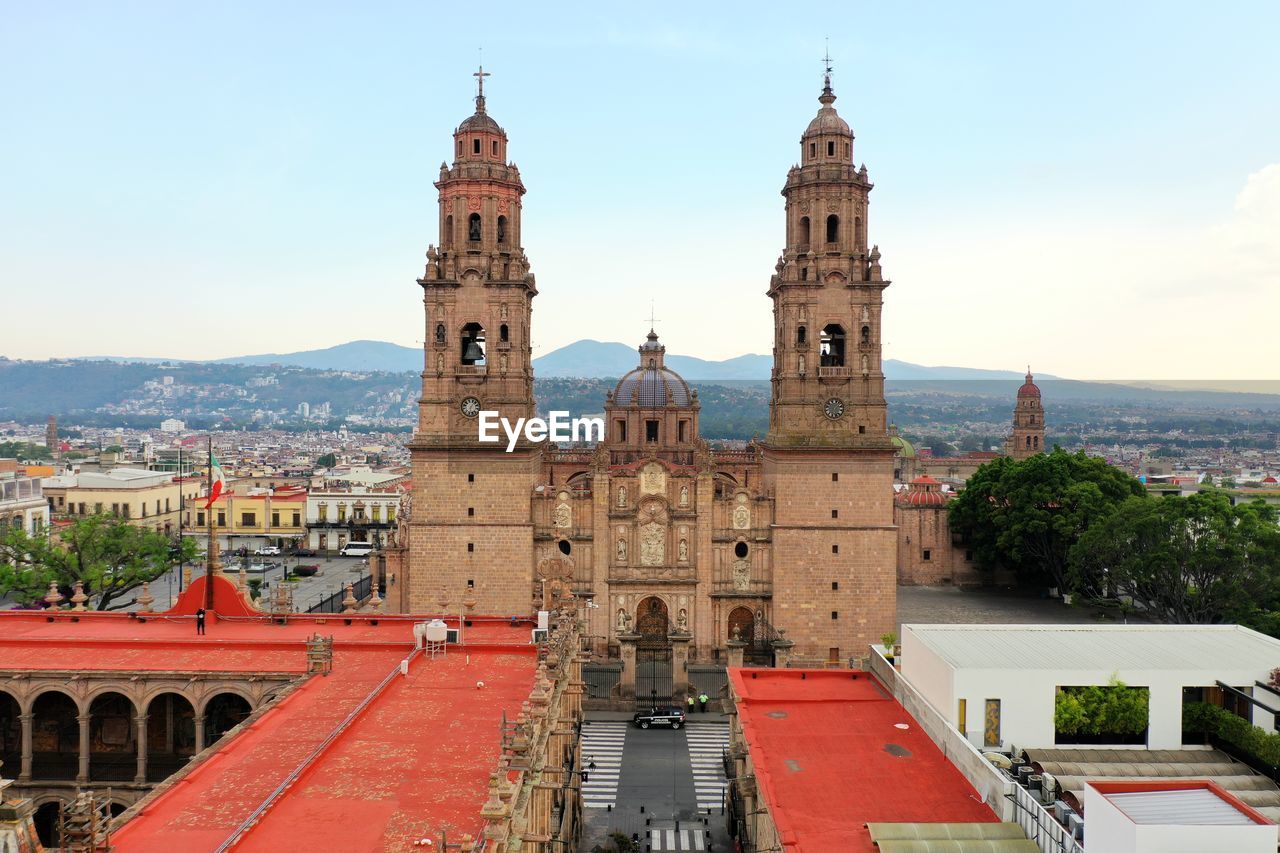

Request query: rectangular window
[
  {"left": 111, "top": 503, "right": 119, "bottom": 516},
  {"left": 123, "top": 504, "right": 130, "bottom": 519},
  {"left": 473, "top": 138, "right": 480, "bottom": 154},
  {"left": 467, "top": 507, "right": 475, "bottom": 517},
  {"left": 859, "top": 425, "right": 866, "bottom": 434},
  {"left": 923, "top": 549, "right": 931, "bottom": 561},
  {"left": 165, "top": 498, "right": 171, "bottom": 512},
  {"left": 809, "top": 142, "right": 816, "bottom": 158},
  {"left": 831, "top": 581, "right": 839, "bottom": 591},
  {"left": 832, "top": 544, "right": 839, "bottom": 554},
  {"left": 319, "top": 505, "right": 328, "bottom": 521},
  {"left": 831, "top": 509, "right": 838, "bottom": 519},
  {"left": 241, "top": 512, "right": 256, "bottom": 527},
  {"left": 678, "top": 420, "right": 687, "bottom": 442},
  {"left": 827, "top": 141, "right": 835, "bottom": 156},
  {"left": 271, "top": 511, "right": 280, "bottom": 527},
  {"left": 467, "top": 543, "right": 474, "bottom": 553},
  {"left": 217, "top": 511, "right": 226, "bottom": 526},
  {"left": 197, "top": 511, "right": 206, "bottom": 527},
  {"left": 292, "top": 512, "right": 300, "bottom": 526},
  {"left": 831, "top": 473, "right": 838, "bottom": 482},
  {"left": 831, "top": 611, "right": 838, "bottom": 620},
  {"left": 645, "top": 420, "right": 659, "bottom": 443},
  {"left": 372, "top": 506, "right": 381, "bottom": 522},
  {"left": 958, "top": 698, "right": 968, "bottom": 733},
  {"left": 616, "top": 421, "right": 627, "bottom": 442},
  {"left": 468, "top": 473, "right": 475, "bottom": 482},
  {"left": 338, "top": 505, "right": 347, "bottom": 522},
  {"left": 800, "top": 267, "right": 808, "bottom": 280},
  {"left": 94, "top": 502, "right": 102, "bottom": 514},
  {"left": 491, "top": 140, "right": 498, "bottom": 155},
  {"left": 387, "top": 506, "right": 396, "bottom": 522},
  {"left": 141, "top": 504, "right": 147, "bottom": 518}
]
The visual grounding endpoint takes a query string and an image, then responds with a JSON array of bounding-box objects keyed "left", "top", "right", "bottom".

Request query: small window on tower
[
  {"left": 800, "top": 267, "right": 808, "bottom": 281},
  {"left": 797, "top": 326, "right": 806, "bottom": 345},
  {"left": 468, "top": 473, "right": 475, "bottom": 482},
  {"left": 468, "top": 213, "right": 482, "bottom": 242},
  {"left": 832, "top": 544, "right": 839, "bottom": 554},
  {"left": 831, "top": 509, "right": 838, "bottom": 519},
  {"left": 831, "top": 472, "right": 838, "bottom": 482},
  {"left": 809, "top": 142, "right": 816, "bottom": 158},
  {"left": 497, "top": 215, "right": 507, "bottom": 244},
  {"left": 616, "top": 420, "right": 627, "bottom": 442},
  {"left": 500, "top": 324, "right": 509, "bottom": 343},
  {"left": 492, "top": 139, "right": 498, "bottom": 155},
  {"left": 826, "top": 214, "right": 839, "bottom": 244},
  {"left": 467, "top": 543, "right": 474, "bottom": 553},
  {"left": 679, "top": 420, "right": 688, "bottom": 442},
  {"left": 831, "top": 611, "right": 839, "bottom": 620},
  {"left": 457, "top": 140, "right": 463, "bottom": 156},
  {"left": 827, "top": 141, "right": 835, "bottom": 156},
  {"left": 845, "top": 142, "right": 850, "bottom": 157},
  {"left": 859, "top": 425, "right": 866, "bottom": 434},
  {"left": 923, "top": 549, "right": 932, "bottom": 561},
  {"left": 645, "top": 420, "right": 659, "bottom": 443},
  {"left": 831, "top": 581, "right": 839, "bottom": 590},
  {"left": 861, "top": 325, "right": 870, "bottom": 344},
  {"left": 473, "top": 138, "right": 481, "bottom": 154}
]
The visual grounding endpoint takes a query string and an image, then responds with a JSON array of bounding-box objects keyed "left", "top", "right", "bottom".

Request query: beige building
[
  {"left": 43, "top": 468, "right": 201, "bottom": 535},
  {"left": 0, "top": 460, "right": 49, "bottom": 535}
]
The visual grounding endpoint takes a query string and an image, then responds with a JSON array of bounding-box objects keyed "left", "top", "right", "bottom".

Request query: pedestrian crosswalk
[
  {"left": 580, "top": 720, "right": 627, "bottom": 808},
  {"left": 649, "top": 827, "right": 708, "bottom": 851},
  {"left": 686, "top": 721, "right": 730, "bottom": 811}
]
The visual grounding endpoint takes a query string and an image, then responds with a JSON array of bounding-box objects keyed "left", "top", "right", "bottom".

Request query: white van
[{"left": 339, "top": 542, "right": 374, "bottom": 557}]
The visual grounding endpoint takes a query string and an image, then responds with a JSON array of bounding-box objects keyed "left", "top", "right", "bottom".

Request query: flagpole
[
  {"left": 177, "top": 440, "right": 184, "bottom": 593},
  {"left": 206, "top": 435, "right": 215, "bottom": 611}
]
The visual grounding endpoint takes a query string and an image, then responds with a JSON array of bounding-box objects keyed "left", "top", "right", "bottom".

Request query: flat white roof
[
  {"left": 1105, "top": 788, "right": 1257, "bottom": 826},
  {"left": 903, "top": 624, "right": 1280, "bottom": 671}
]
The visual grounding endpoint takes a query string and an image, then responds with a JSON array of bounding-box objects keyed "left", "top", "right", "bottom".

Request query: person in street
[
  {"left": 699, "top": 691, "right": 709, "bottom": 712},
  {"left": 687, "top": 693, "right": 696, "bottom": 714},
  {"left": 195, "top": 607, "right": 206, "bottom": 635}
]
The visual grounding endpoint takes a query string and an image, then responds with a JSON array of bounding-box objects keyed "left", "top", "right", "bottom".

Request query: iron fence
[
  {"left": 582, "top": 662, "right": 623, "bottom": 699},
  {"left": 306, "top": 574, "right": 372, "bottom": 614}
]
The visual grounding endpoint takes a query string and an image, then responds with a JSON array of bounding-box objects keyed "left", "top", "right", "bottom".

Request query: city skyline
[{"left": 3, "top": 2, "right": 1278, "bottom": 379}]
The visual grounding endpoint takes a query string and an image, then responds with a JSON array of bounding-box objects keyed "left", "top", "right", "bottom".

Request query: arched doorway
[
  {"left": 204, "top": 693, "right": 251, "bottom": 744},
  {"left": 146, "top": 692, "right": 197, "bottom": 782},
  {"left": 635, "top": 597, "right": 672, "bottom": 709},
  {"left": 727, "top": 607, "right": 754, "bottom": 646},
  {"left": 0, "top": 690, "right": 20, "bottom": 773},
  {"left": 89, "top": 691, "right": 136, "bottom": 782},
  {"left": 31, "top": 691, "right": 79, "bottom": 780},
  {"left": 34, "top": 801, "right": 62, "bottom": 849}
]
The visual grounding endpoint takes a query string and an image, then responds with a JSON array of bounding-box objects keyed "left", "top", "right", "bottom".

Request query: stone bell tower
[
  {"left": 761, "top": 59, "right": 897, "bottom": 660},
  {"left": 405, "top": 67, "right": 538, "bottom": 617}
]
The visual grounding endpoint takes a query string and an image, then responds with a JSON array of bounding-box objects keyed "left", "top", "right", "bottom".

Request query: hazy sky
[{"left": 3, "top": 2, "right": 1277, "bottom": 379}]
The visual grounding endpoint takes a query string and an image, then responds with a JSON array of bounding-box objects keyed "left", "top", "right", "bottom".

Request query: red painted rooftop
[
  {"left": 0, "top": 574, "right": 542, "bottom": 851},
  {"left": 730, "top": 668, "right": 997, "bottom": 852}
]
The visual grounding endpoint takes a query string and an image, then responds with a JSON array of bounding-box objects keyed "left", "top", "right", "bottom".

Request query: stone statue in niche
[
  {"left": 435, "top": 353, "right": 444, "bottom": 374},
  {"left": 733, "top": 559, "right": 751, "bottom": 591},
  {"left": 678, "top": 539, "right": 688, "bottom": 562},
  {"left": 553, "top": 503, "right": 571, "bottom": 529},
  {"left": 677, "top": 608, "right": 688, "bottom": 632},
  {"left": 679, "top": 485, "right": 689, "bottom": 506},
  {"left": 616, "top": 538, "right": 627, "bottom": 563},
  {"left": 639, "top": 522, "right": 664, "bottom": 566},
  {"left": 862, "top": 353, "right": 869, "bottom": 374},
  {"left": 617, "top": 486, "right": 627, "bottom": 508},
  {"left": 798, "top": 355, "right": 806, "bottom": 374},
  {"left": 468, "top": 215, "right": 482, "bottom": 241},
  {"left": 732, "top": 505, "right": 750, "bottom": 530},
  {"left": 617, "top": 608, "right": 630, "bottom": 633},
  {"left": 500, "top": 353, "right": 508, "bottom": 372}
]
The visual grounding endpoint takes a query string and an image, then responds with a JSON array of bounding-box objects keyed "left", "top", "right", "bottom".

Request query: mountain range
[{"left": 90, "top": 338, "right": 1044, "bottom": 382}]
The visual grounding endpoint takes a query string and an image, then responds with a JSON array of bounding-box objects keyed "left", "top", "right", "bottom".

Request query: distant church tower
[
  {"left": 404, "top": 68, "right": 538, "bottom": 616},
  {"left": 761, "top": 60, "right": 897, "bottom": 660},
  {"left": 1007, "top": 369, "right": 1045, "bottom": 460},
  {"left": 45, "top": 416, "right": 58, "bottom": 462}
]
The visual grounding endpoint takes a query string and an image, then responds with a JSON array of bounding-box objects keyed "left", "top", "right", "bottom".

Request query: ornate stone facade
[{"left": 403, "top": 69, "right": 899, "bottom": 663}]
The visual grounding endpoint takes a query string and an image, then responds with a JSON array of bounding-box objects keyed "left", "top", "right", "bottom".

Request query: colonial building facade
[{"left": 401, "top": 69, "right": 897, "bottom": 666}]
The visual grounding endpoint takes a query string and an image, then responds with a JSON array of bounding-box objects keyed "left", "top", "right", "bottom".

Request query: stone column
[
  {"left": 134, "top": 713, "right": 149, "bottom": 783},
  {"left": 617, "top": 632, "right": 639, "bottom": 700},
  {"left": 77, "top": 713, "right": 90, "bottom": 782},
  {"left": 771, "top": 630, "right": 795, "bottom": 670},
  {"left": 194, "top": 715, "right": 206, "bottom": 754},
  {"left": 726, "top": 638, "right": 747, "bottom": 671},
  {"left": 669, "top": 630, "right": 692, "bottom": 701},
  {"left": 18, "top": 712, "right": 32, "bottom": 781}
]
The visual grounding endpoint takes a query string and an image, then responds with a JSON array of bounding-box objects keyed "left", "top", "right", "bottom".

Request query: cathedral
[{"left": 397, "top": 66, "right": 897, "bottom": 668}]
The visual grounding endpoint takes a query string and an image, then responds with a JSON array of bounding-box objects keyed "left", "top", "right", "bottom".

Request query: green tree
[
  {"left": 949, "top": 448, "right": 1145, "bottom": 590},
  {"left": 0, "top": 515, "right": 198, "bottom": 610},
  {"left": 316, "top": 452, "right": 337, "bottom": 468},
  {"left": 1069, "top": 490, "right": 1280, "bottom": 624}
]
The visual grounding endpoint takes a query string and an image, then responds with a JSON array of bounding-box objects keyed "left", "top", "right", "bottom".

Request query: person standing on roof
[{"left": 196, "top": 607, "right": 206, "bottom": 636}]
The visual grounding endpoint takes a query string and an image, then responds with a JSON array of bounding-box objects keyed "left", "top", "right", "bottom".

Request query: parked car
[
  {"left": 633, "top": 707, "right": 686, "bottom": 730},
  {"left": 291, "top": 547, "right": 317, "bottom": 557},
  {"left": 293, "top": 564, "right": 319, "bottom": 577},
  {"left": 255, "top": 546, "right": 281, "bottom": 556},
  {"left": 245, "top": 563, "right": 271, "bottom": 573}
]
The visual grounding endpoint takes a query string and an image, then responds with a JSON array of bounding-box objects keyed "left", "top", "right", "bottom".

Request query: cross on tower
[
  {"left": 648, "top": 300, "right": 660, "bottom": 333},
  {"left": 822, "top": 40, "right": 833, "bottom": 87},
  {"left": 474, "top": 64, "right": 490, "bottom": 100}
]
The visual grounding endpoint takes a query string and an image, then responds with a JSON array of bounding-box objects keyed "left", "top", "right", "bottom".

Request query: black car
[
  {"left": 291, "top": 547, "right": 317, "bottom": 557},
  {"left": 633, "top": 706, "right": 686, "bottom": 729}
]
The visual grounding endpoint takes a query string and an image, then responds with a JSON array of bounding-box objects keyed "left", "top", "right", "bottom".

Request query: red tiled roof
[{"left": 730, "top": 668, "right": 997, "bottom": 852}]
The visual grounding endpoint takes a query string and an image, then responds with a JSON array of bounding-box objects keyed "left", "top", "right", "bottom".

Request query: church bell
[{"left": 462, "top": 339, "right": 485, "bottom": 364}]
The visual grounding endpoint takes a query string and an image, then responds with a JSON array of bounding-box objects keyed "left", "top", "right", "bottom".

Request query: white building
[
  {"left": 900, "top": 624, "right": 1280, "bottom": 752},
  {"left": 1084, "top": 780, "right": 1277, "bottom": 853},
  {"left": 160, "top": 418, "right": 186, "bottom": 433},
  {"left": 305, "top": 486, "right": 400, "bottom": 552},
  {"left": 0, "top": 472, "right": 49, "bottom": 534}
]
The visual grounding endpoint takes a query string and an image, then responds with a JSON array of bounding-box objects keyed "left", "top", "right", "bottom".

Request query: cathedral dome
[
  {"left": 1018, "top": 370, "right": 1041, "bottom": 398},
  {"left": 613, "top": 365, "right": 694, "bottom": 408},
  {"left": 896, "top": 475, "right": 948, "bottom": 507},
  {"left": 612, "top": 331, "right": 694, "bottom": 408},
  {"left": 459, "top": 110, "right": 501, "bottom": 132},
  {"left": 803, "top": 78, "right": 851, "bottom": 137}
]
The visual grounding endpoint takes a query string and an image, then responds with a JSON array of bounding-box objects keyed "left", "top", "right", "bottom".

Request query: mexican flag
[{"left": 204, "top": 450, "right": 228, "bottom": 509}]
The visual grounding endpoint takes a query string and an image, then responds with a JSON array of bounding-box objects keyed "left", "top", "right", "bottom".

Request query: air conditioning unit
[
  {"left": 537, "top": 610, "right": 549, "bottom": 631},
  {"left": 1040, "top": 772, "right": 1058, "bottom": 803},
  {"left": 1067, "top": 812, "right": 1084, "bottom": 842},
  {"left": 1053, "top": 801, "right": 1073, "bottom": 823},
  {"left": 531, "top": 628, "right": 548, "bottom": 644},
  {"left": 445, "top": 628, "right": 460, "bottom": 644}
]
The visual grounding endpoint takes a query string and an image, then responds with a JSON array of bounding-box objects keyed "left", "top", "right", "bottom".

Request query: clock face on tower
[
  {"left": 460, "top": 397, "right": 481, "bottom": 418},
  {"left": 822, "top": 397, "right": 846, "bottom": 420}
]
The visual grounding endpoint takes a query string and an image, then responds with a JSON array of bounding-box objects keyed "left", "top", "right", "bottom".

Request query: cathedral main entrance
[{"left": 635, "top": 597, "right": 672, "bottom": 709}]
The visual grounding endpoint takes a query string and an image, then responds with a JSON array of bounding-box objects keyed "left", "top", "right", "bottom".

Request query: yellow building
[
  {"left": 43, "top": 468, "right": 202, "bottom": 535},
  {"left": 183, "top": 487, "right": 308, "bottom": 551}
]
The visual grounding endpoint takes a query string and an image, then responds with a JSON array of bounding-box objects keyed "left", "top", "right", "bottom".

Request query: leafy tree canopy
[
  {"left": 0, "top": 514, "right": 198, "bottom": 611},
  {"left": 316, "top": 452, "right": 337, "bottom": 468},
  {"left": 948, "top": 448, "right": 1145, "bottom": 589}
]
